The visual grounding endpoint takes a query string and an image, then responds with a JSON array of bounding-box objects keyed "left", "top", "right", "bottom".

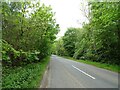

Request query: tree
[
  {"left": 58, "top": 2, "right": 120, "bottom": 65},
  {"left": 63, "top": 28, "right": 79, "bottom": 57},
  {"left": 2, "top": 1, "right": 59, "bottom": 60}
]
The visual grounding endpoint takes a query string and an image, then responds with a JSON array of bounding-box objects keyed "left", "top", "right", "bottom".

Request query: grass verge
[
  {"left": 2, "top": 56, "right": 50, "bottom": 88},
  {"left": 62, "top": 56, "right": 119, "bottom": 73}
]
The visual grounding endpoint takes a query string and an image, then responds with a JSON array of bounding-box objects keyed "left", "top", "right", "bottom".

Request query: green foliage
[
  {"left": 63, "top": 28, "right": 79, "bottom": 57},
  {"left": 2, "top": 57, "right": 50, "bottom": 88},
  {"left": 83, "top": 2, "right": 120, "bottom": 64},
  {"left": 2, "top": 1, "right": 59, "bottom": 88},
  {"left": 55, "top": 2, "right": 120, "bottom": 65},
  {"left": 53, "top": 38, "right": 68, "bottom": 56},
  {"left": 2, "top": 40, "right": 40, "bottom": 66},
  {"left": 2, "top": 1, "right": 59, "bottom": 59}
]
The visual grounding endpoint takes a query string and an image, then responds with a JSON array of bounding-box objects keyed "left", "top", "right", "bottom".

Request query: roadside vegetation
[
  {"left": 2, "top": 1, "right": 59, "bottom": 88},
  {"left": 53, "top": 2, "right": 120, "bottom": 72},
  {"left": 2, "top": 57, "right": 50, "bottom": 88},
  {"left": 1, "top": 1, "right": 120, "bottom": 89},
  {"left": 62, "top": 56, "right": 119, "bottom": 72}
]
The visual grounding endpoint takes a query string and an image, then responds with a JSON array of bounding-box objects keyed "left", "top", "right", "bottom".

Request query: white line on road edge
[{"left": 72, "top": 65, "right": 96, "bottom": 80}]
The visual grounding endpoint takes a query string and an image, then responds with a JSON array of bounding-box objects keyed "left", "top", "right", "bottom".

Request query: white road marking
[{"left": 72, "top": 65, "right": 96, "bottom": 79}]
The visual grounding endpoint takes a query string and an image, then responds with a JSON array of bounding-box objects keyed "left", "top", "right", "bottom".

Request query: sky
[{"left": 40, "top": 0, "right": 89, "bottom": 39}]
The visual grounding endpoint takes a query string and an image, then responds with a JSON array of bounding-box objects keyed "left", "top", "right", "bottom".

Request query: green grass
[
  {"left": 2, "top": 56, "right": 50, "bottom": 88},
  {"left": 62, "top": 56, "right": 119, "bottom": 73}
]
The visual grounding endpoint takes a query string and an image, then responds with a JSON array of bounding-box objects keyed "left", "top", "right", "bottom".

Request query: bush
[
  {"left": 2, "top": 40, "right": 40, "bottom": 66},
  {"left": 2, "top": 57, "right": 50, "bottom": 88}
]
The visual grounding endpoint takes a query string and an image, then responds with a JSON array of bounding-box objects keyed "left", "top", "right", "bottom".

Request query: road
[{"left": 41, "top": 55, "right": 118, "bottom": 88}]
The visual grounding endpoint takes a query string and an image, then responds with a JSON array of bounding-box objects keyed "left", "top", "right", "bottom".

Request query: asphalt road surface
[{"left": 42, "top": 55, "right": 118, "bottom": 88}]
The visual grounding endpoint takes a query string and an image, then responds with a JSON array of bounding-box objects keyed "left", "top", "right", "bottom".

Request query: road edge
[{"left": 40, "top": 61, "right": 50, "bottom": 88}]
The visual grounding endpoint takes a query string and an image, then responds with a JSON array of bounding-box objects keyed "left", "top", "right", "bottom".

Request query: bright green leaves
[
  {"left": 55, "top": 2, "right": 120, "bottom": 65},
  {"left": 2, "top": 40, "right": 41, "bottom": 66},
  {"left": 2, "top": 1, "right": 59, "bottom": 62},
  {"left": 89, "top": 2, "right": 119, "bottom": 64},
  {"left": 2, "top": 1, "right": 59, "bottom": 66},
  {"left": 2, "top": 1, "right": 59, "bottom": 88}
]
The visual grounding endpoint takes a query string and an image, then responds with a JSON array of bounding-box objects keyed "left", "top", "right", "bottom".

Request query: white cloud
[{"left": 40, "top": 0, "right": 89, "bottom": 39}]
